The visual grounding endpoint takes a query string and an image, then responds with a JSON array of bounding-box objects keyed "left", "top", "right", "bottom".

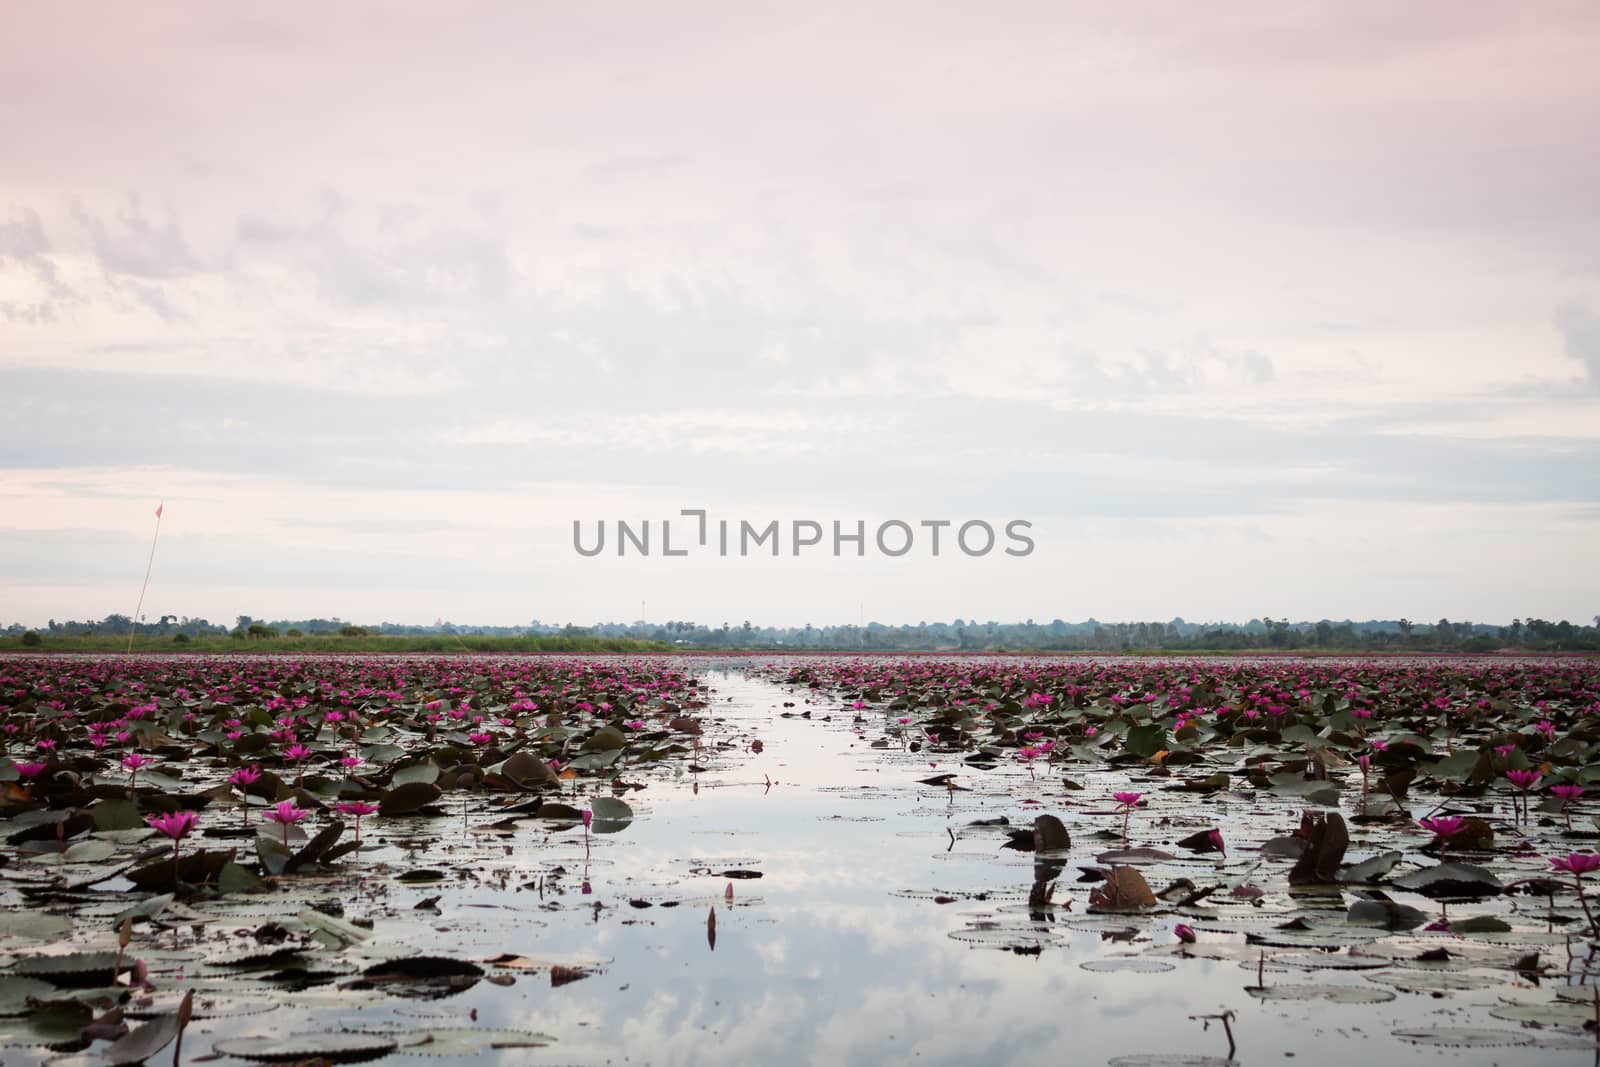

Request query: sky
[{"left": 3, "top": 1, "right": 1599, "bottom": 629}]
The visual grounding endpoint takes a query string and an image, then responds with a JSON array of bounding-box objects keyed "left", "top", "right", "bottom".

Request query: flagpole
[{"left": 128, "top": 502, "right": 164, "bottom": 654}]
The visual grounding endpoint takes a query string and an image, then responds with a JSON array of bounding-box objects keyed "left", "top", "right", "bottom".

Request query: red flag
[{"left": 155, "top": 502, "right": 164, "bottom": 519}]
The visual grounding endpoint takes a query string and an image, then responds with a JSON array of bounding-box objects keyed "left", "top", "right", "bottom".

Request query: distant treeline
[{"left": 6, "top": 613, "right": 1599, "bottom": 652}]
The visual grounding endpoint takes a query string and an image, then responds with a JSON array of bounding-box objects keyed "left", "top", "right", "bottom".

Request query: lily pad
[{"left": 212, "top": 1031, "right": 401, "bottom": 1062}]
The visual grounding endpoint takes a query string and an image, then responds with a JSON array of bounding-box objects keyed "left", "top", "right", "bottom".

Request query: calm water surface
[{"left": 12, "top": 666, "right": 1595, "bottom": 1066}]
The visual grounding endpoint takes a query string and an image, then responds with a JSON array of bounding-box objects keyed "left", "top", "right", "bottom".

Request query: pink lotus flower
[
  {"left": 146, "top": 809, "right": 199, "bottom": 870},
  {"left": 1506, "top": 768, "right": 1542, "bottom": 789},
  {"left": 1419, "top": 815, "right": 1466, "bottom": 859},
  {"left": 1552, "top": 853, "right": 1600, "bottom": 876},
  {"left": 624, "top": 719, "right": 646, "bottom": 731},
  {"left": 14, "top": 760, "right": 47, "bottom": 780},
  {"left": 468, "top": 732, "right": 493, "bottom": 746},
  {"left": 229, "top": 764, "right": 262, "bottom": 823},
  {"left": 1173, "top": 922, "right": 1196, "bottom": 944},
  {"left": 1419, "top": 815, "right": 1465, "bottom": 838},
  {"left": 1506, "top": 768, "right": 1543, "bottom": 823},
  {"left": 334, "top": 800, "right": 380, "bottom": 843},
  {"left": 1113, "top": 792, "right": 1142, "bottom": 840},
  {"left": 1551, "top": 853, "right": 1600, "bottom": 933},
  {"left": 263, "top": 800, "right": 309, "bottom": 845},
  {"left": 145, "top": 809, "right": 199, "bottom": 841}
]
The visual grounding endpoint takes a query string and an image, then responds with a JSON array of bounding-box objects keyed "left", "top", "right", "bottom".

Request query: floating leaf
[
  {"left": 212, "top": 1032, "right": 401, "bottom": 1062},
  {"left": 1088, "top": 866, "right": 1157, "bottom": 911},
  {"left": 1392, "top": 862, "right": 1503, "bottom": 896},
  {"left": 1391, "top": 1028, "right": 1533, "bottom": 1048},
  {"left": 379, "top": 781, "right": 442, "bottom": 816},
  {"left": 588, "top": 796, "right": 634, "bottom": 824}
]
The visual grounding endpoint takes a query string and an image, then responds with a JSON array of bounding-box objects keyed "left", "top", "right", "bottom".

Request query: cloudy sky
[{"left": 3, "top": 1, "right": 1598, "bottom": 628}]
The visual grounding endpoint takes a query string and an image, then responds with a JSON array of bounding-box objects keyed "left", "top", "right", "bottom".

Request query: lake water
[{"left": 6, "top": 662, "right": 1596, "bottom": 1065}]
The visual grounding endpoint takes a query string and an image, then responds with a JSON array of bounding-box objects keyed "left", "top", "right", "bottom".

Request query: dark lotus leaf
[
  {"left": 378, "top": 781, "right": 442, "bottom": 816},
  {"left": 535, "top": 802, "right": 585, "bottom": 821},
  {"left": 501, "top": 751, "right": 556, "bottom": 787},
  {"left": 207, "top": 944, "right": 307, "bottom": 968},
  {"left": 1001, "top": 828, "right": 1036, "bottom": 852},
  {"left": 1123, "top": 723, "right": 1167, "bottom": 758},
  {"left": 321, "top": 840, "right": 361, "bottom": 864},
  {"left": 9, "top": 997, "right": 94, "bottom": 1045},
  {"left": 8, "top": 811, "right": 93, "bottom": 845},
  {"left": 390, "top": 761, "right": 439, "bottom": 787},
  {"left": 1454, "top": 817, "right": 1495, "bottom": 850},
  {"left": 0, "top": 975, "right": 58, "bottom": 1014},
  {"left": 101, "top": 1008, "right": 181, "bottom": 1065},
  {"left": 589, "top": 796, "right": 633, "bottom": 829},
  {"left": 285, "top": 819, "right": 346, "bottom": 872},
  {"left": 1391, "top": 1027, "right": 1532, "bottom": 1048},
  {"left": 126, "top": 847, "right": 235, "bottom": 892},
  {"left": 1392, "top": 862, "right": 1503, "bottom": 896},
  {"left": 722, "top": 869, "right": 763, "bottom": 879},
  {"left": 1288, "top": 812, "right": 1348, "bottom": 886},
  {"left": 1088, "top": 866, "right": 1157, "bottom": 911},
  {"left": 1176, "top": 828, "right": 1225, "bottom": 854},
  {"left": 1032, "top": 814, "right": 1071, "bottom": 852},
  {"left": 357, "top": 957, "right": 484, "bottom": 999},
  {"left": 373, "top": 1028, "right": 553, "bottom": 1055},
  {"left": 11, "top": 952, "right": 120, "bottom": 986},
  {"left": 218, "top": 861, "right": 270, "bottom": 894},
  {"left": 1347, "top": 897, "right": 1430, "bottom": 930},
  {"left": 583, "top": 726, "right": 626, "bottom": 752},
  {"left": 568, "top": 750, "right": 621, "bottom": 771},
  {"left": 231, "top": 769, "right": 282, "bottom": 802},
  {"left": 1175, "top": 772, "right": 1232, "bottom": 792},
  {"left": 1096, "top": 847, "right": 1174, "bottom": 864},
  {"left": 1259, "top": 836, "right": 1306, "bottom": 859},
  {"left": 89, "top": 799, "right": 143, "bottom": 832},
  {"left": 668, "top": 716, "right": 702, "bottom": 735},
  {"left": 256, "top": 833, "right": 293, "bottom": 876},
  {"left": 1429, "top": 751, "right": 1478, "bottom": 782},
  {"left": 212, "top": 1032, "right": 399, "bottom": 1062},
  {"left": 1338, "top": 851, "right": 1403, "bottom": 884},
  {"left": 1379, "top": 768, "right": 1415, "bottom": 799}
]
